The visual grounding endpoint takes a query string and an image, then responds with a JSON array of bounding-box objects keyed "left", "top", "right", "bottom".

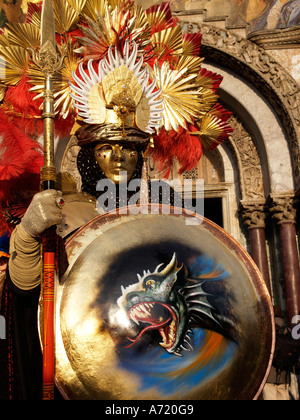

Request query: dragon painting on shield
[
  {"left": 105, "top": 249, "right": 239, "bottom": 395},
  {"left": 117, "top": 253, "right": 230, "bottom": 357}
]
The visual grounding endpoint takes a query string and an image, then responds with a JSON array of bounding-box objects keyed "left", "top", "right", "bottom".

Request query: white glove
[{"left": 21, "top": 189, "right": 63, "bottom": 238}]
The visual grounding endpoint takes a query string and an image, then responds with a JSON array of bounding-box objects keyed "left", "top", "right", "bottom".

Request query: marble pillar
[
  {"left": 241, "top": 201, "right": 271, "bottom": 294},
  {"left": 269, "top": 194, "right": 300, "bottom": 326}
]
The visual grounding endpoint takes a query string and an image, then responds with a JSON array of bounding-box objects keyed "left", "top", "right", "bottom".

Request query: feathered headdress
[{"left": 0, "top": 0, "right": 233, "bottom": 229}]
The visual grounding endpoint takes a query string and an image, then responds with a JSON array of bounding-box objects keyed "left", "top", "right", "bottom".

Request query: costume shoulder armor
[{"left": 57, "top": 192, "right": 99, "bottom": 238}]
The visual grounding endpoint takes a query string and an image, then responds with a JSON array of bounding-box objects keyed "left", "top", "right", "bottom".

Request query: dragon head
[{"left": 117, "top": 253, "right": 221, "bottom": 357}]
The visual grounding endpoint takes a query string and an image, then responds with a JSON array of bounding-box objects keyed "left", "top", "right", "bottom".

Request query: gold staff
[{"left": 31, "top": 0, "right": 65, "bottom": 400}]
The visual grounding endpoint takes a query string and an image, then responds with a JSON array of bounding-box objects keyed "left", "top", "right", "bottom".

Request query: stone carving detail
[
  {"left": 240, "top": 201, "right": 267, "bottom": 229},
  {"left": 228, "top": 116, "right": 265, "bottom": 201},
  {"left": 248, "top": 27, "right": 300, "bottom": 50},
  {"left": 182, "top": 22, "right": 300, "bottom": 187},
  {"left": 268, "top": 194, "right": 297, "bottom": 224}
]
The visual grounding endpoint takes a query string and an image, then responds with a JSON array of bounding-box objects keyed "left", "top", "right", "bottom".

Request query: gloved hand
[{"left": 21, "top": 189, "right": 63, "bottom": 238}]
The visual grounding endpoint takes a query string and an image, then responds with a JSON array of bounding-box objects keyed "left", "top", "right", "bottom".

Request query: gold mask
[{"left": 94, "top": 142, "right": 139, "bottom": 183}]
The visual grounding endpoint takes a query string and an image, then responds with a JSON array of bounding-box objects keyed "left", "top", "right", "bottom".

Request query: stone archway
[{"left": 180, "top": 21, "right": 300, "bottom": 191}]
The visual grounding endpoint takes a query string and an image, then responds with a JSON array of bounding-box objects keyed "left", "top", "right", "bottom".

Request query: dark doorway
[
  {"left": 204, "top": 197, "right": 223, "bottom": 228},
  {"left": 183, "top": 197, "right": 224, "bottom": 228}
]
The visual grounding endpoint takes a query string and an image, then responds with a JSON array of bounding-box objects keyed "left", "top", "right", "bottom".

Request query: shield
[{"left": 53, "top": 206, "right": 275, "bottom": 400}]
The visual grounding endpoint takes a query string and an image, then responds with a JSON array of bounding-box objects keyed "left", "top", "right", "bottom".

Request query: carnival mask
[{"left": 94, "top": 142, "right": 138, "bottom": 183}]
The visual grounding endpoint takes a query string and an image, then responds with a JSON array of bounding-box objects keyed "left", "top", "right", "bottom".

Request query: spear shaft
[
  {"left": 39, "top": 0, "right": 62, "bottom": 190},
  {"left": 32, "top": 0, "right": 65, "bottom": 400}
]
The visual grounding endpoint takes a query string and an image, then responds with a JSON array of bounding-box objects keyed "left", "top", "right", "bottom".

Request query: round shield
[{"left": 54, "top": 206, "right": 275, "bottom": 400}]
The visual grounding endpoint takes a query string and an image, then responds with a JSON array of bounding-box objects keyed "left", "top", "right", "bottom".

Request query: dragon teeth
[
  {"left": 130, "top": 302, "right": 154, "bottom": 325},
  {"left": 169, "top": 321, "right": 175, "bottom": 341},
  {"left": 138, "top": 304, "right": 151, "bottom": 316},
  {"left": 159, "top": 328, "right": 167, "bottom": 347},
  {"left": 159, "top": 319, "right": 177, "bottom": 350},
  {"left": 184, "top": 339, "right": 193, "bottom": 351},
  {"left": 130, "top": 312, "right": 140, "bottom": 325}
]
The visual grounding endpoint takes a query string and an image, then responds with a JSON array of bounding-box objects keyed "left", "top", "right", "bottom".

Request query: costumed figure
[{"left": 0, "top": 0, "right": 274, "bottom": 401}]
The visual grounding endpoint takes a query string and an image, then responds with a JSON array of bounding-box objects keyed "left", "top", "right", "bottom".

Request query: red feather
[
  {"left": 152, "top": 125, "right": 203, "bottom": 178},
  {"left": 54, "top": 113, "right": 76, "bottom": 138},
  {"left": 0, "top": 108, "right": 43, "bottom": 204},
  {"left": 4, "top": 75, "right": 73, "bottom": 138},
  {"left": 3, "top": 77, "right": 44, "bottom": 137},
  {"left": 4, "top": 77, "right": 42, "bottom": 117}
]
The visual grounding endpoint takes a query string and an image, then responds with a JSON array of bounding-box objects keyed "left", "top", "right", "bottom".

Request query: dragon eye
[{"left": 146, "top": 279, "right": 156, "bottom": 290}]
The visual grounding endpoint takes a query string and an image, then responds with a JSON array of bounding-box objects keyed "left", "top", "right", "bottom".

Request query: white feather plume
[{"left": 69, "top": 41, "right": 164, "bottom": 132}]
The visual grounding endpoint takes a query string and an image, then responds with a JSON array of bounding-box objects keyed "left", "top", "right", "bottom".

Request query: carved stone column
[
  {"left": 268, "top": 194, "right": 300, "bottom": 326},
  {"left": 241, "top": 201, "right": 271, "bottom": 293}
]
